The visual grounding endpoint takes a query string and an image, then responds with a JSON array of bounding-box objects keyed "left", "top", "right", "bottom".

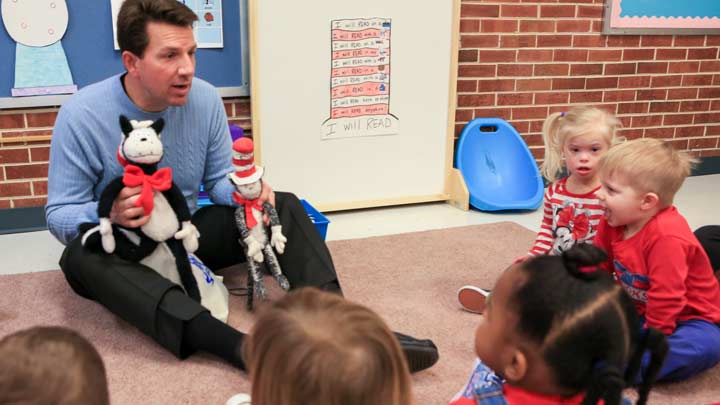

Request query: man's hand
[
  {"left": 109, "top": 186, "right": 150, "bottom": 228},
  {"left": 259, "top": 181, "right": 275, "bottom": 225}
]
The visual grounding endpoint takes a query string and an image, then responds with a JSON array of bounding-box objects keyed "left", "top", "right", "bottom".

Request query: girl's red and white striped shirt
[{"left": 528, "top": 177, "right": 605, "bottom": 257}]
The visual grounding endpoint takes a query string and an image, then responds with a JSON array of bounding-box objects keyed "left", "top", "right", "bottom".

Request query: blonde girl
[
  {"left": 528, "top": 106, "right": 621, "bottom": 256},
  {"left": 458, "top": 106, "right": 621, "bottom": 313}
]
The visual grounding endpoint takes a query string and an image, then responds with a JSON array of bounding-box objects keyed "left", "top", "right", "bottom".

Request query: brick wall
[
  {"left": 0, "top": 99, "right": 251, "bottom": 208},
  {"left": 457, "top": 0, "right": 720, "bottom": 161},
  {"left": 2, "top": 0, "right": 720, "bottom": 207}
]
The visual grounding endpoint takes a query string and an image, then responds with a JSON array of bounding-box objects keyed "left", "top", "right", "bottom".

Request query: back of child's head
[
  {"left": 512, "top": 244, "right": 667, "bottom": 405},
  {"left": 541, "top": 106, "right": 621, "bottom": 182},
  {"left": 243, "top": 287, "right": 413, "bottom": 405},
  {"left": 599, "top": 138, "right": 697, "bottom": 207},
  {"left": 0, "top": 326, "right": 109, "bottom": 405}
]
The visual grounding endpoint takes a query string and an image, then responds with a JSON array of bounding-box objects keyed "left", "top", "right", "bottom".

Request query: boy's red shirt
[{"left": 594, "top": 206, "right": 720, "bottom": 334}]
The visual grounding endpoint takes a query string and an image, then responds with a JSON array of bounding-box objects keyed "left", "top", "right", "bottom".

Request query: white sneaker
[
  {"left": 457, "top": 285, "right": 490, "bottom": 314},
  {"left": 226, "top": 393, "right": 252, "bottom": 405}
]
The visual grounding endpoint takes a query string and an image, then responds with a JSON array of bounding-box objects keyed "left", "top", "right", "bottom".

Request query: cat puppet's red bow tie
[
  {"left": 233, "top": 192, "right": 264, "bottom": 229},
  {"left": 122, "top": 165, "right": 172, "bottom": 215}
]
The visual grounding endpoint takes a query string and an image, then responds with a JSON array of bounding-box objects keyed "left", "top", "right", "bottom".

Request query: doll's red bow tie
[
  {"left": 122, "top": 165, "right": 172, "bottom": 215},
  {"left": 233, "top": 192, "right": 264, "bottom": 229}
]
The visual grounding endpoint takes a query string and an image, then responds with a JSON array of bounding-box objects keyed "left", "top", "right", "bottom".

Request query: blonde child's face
[
  {"left": 596, "top": 171, "right": 646, "bottom": 231},
  {"left": 563, "top": 133, "right": 609, "bottom": 180}
]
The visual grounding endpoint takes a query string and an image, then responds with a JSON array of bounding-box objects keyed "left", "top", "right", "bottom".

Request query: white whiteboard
[{"left": 250, "top": 0, "right": 461, "bottom": 211}]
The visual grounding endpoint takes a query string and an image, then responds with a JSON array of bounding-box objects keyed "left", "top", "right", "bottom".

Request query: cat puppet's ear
[
  {"left": 151, "top": 118, "right": 165, "bottom": 137},
  {"left": 119, "top": 115, "right": 133, "bottom": 137}
]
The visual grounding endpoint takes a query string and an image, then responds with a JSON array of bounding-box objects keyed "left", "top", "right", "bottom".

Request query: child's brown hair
[
  {"left": 243, "top": 288, "right": 413, "bottom": 405},
  {"left": 599, "top": 138, "right": 698, "bottom": 207},
  {"left": 0, "top": 326, "right": 109, "bottom": 405}
]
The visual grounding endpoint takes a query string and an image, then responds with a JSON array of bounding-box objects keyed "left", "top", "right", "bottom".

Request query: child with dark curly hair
[{"left": 451, "top": 244, "right": 667, "bottom": 405}]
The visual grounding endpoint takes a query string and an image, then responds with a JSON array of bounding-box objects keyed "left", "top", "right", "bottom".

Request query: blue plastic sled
[{"left": 455, "top": 118, "right": 544, "bottom": 211}]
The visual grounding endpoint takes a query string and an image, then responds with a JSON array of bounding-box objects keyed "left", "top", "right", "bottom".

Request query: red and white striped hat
[{"left": 228, "top": 137, "right": 264, "bottom": 186}]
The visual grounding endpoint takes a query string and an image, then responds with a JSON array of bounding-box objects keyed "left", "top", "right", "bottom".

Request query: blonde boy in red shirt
[{"left": 594, "top": 138, "right": 720, "bottom": 383}]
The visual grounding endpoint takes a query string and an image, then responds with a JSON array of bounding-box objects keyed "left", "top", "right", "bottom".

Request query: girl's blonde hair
[
  {"left": 541, "top": 106, "right": 621, "bottom": 182},
  {"left": 243, "top": 288, "right": 413, "bottom": 405}
]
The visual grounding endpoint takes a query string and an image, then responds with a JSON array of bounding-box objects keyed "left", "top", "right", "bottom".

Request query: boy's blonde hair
[
  {"left": 541, "top": 106, "right": 621, "bottom": 182},
  {"left": 0, "top": 326, "right": 109, "bottom": 405},
  {"left": 243, "top": 288, "right": 413, "bottom": 405},
  {"left": 599, "top": 138, "right": 698, "bottom": 207}
]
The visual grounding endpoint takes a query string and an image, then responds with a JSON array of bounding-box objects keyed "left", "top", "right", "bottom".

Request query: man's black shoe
[
  {"left": 394, "top": 332, "right": 439, "bottom": 373},
  {"left": 318, "top": 280, "right": 343, "bottom": 296}
]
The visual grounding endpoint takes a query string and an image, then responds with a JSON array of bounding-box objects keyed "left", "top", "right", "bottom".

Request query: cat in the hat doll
[
  {"left": 229, "top": 137, "right": 290, "bottom": 309},
  {"left": 81, "top": 115, "right": 201, "bottom": 301}
]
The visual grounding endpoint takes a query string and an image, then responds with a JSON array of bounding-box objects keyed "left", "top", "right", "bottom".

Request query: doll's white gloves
[
  {"left": 243, "top": 236, "right": 264, "bottom": 262},
  {"left": 270, "top": 225, "right": 286, "bottom": 254},
  {"left": 99, "top": 217, "right": 116, "bottom": 254},
  {"left": 175, "top": 221, "right": 200, "bottom": 253}
]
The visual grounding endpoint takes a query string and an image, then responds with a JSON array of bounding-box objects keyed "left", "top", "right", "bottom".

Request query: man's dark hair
[
  {"left": 0, "top": 326, "right": 109, "bottom": 404},
  {"left": 117, "top": 0, "right": 198, "bottom": 56},
  {"left": 512, "top": 244, "right": 668, "bottom": 405}
]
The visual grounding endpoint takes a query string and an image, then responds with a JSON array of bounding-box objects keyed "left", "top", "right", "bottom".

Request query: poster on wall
[
  {"left": 111, "top": 0, "right": 224, "bottom": 49},
  {"left": 1, "top": 0, "right": 77, "bottom": 97},
  {"left": 321, "top": 18, "right": 399, "bottom": 140},
  {"left": 604, "top": 0, "right": 720, "bottom": 35}
]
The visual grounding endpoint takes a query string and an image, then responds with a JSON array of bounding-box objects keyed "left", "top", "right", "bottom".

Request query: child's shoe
[
  {"left": 226, "top": 393, "right": 251, "bottom": 405},
  {"left": 457, "top": 285, "right": 490, "bottom": 314}
]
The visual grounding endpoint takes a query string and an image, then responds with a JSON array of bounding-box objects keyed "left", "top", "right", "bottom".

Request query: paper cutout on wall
[
  {"left": 322, "top": 18, "right": 399, "bottom": 140},
  {"left": 1, "top": 0, "right": 77, "bottom": 96},
  {"left": 111, "top": 0, "right": 224, "bottom": 50},
  {"left": 186, "top": 0, "right": 224, "bottom": 48}
]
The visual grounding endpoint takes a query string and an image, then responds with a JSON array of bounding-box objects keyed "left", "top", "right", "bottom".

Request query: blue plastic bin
[
  {"left": 301, "top": 199, "right": 330, "bottom": 240},
  {"left": 455, "top": 118, "right": 544, "bottom": 211}
]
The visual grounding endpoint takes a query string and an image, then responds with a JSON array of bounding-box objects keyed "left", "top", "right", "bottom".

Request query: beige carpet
[{"left": 1, "top": 222, "right": 719, "bottom": 404}]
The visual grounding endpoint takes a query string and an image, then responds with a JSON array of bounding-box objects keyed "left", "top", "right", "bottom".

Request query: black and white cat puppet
[{"left": 81, "top": 115, "right": 201, "bottom": 301}]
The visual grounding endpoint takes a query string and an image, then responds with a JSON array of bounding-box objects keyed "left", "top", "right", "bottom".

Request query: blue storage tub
[
  {"left": 301, "top": 199, "right": 330, "bottom": 240},
  {"left": 455, "top": 118, "right": 544, "bottom": 211}
]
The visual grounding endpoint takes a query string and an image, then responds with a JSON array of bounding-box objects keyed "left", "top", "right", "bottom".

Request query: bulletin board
[
  {"left": 0, "top": 0, "right": 249, "bottom": 109},
  {"left": 604, "top": 0, "right": 720, "bottom": 35},
  {"left": 249, "top": 0, "right": 467, "bottom": 212}
]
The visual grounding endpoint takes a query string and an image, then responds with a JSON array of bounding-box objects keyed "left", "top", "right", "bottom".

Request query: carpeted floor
[{"left": 1, "top": 222, "right": 718, "bottom": 404}]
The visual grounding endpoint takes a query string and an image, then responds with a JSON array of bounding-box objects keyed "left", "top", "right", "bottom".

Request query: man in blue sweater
[{"left": 46, "top": 0, "right": 437, "bottom": 372}]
